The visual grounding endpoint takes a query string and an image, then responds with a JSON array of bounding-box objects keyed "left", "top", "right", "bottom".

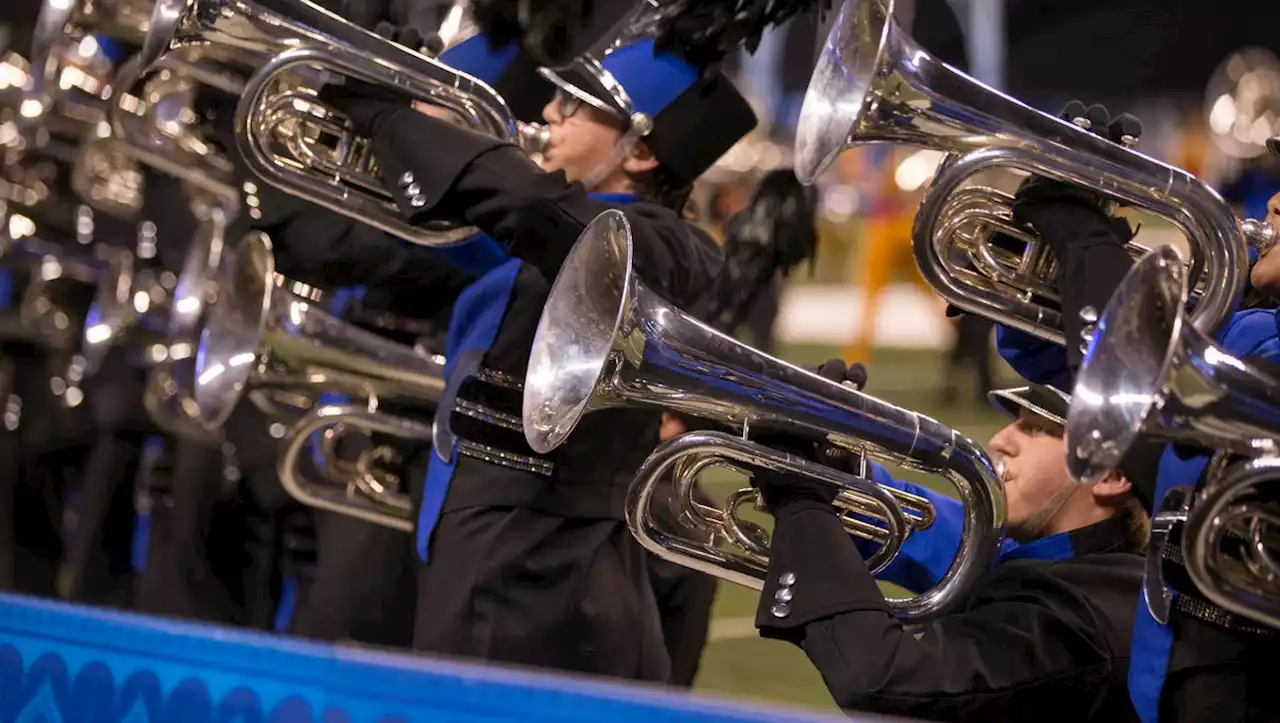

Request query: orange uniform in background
[{"left": 843, "top": 161, "right": 934, "bottom": 364}]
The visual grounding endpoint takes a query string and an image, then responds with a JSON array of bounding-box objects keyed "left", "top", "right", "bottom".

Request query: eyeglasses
[{"left": 551, "top": 90, "right": 584, "bottom": 119}]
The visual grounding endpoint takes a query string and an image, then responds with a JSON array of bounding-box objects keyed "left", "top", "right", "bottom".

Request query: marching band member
[
  {"left": 749, "top": 368, "right": 1146, "bottom": 722},
  {"left": 995, "top": 110, "right": 1280, "bottom": 722},
  {"left": 319, "top": 35, "right": 756, "bottom": 679},
  {"left": 286, "top": 25, "right": 555, "bottom": 648}
]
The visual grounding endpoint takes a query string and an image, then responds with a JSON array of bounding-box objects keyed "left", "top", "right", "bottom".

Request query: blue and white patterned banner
[{"left": 0, "top": 593, "right": 885, "bottom": 723}]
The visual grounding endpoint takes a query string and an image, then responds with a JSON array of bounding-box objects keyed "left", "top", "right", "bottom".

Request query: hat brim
[
  {"left": 987, "top": 384, "right": 1070, "bottom": 426},
  {"left": 537, "top": 63, "right": 628, "bottom": 122}
]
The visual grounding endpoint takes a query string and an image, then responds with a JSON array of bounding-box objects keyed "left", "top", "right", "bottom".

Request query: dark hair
[{"left": 628, "top": 165, "right": 694, "bottom": 212}]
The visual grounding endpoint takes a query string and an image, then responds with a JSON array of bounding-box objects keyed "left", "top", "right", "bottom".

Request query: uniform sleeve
[
  {"left": 252, "top": 184, "right": 471, "bottom": 292},
  {"left": 995, "top": 325, "right": 1072, "bottom": 389},
  {"left": 994, "top": 219, "right": 1135, "bottom": 387},
  {"left": 367, "top": 109, "right": 721, "bottom": 306},
  {"left": 852, "top": 462, "right": 968, "bottom": 594},
  {"left": 757, "top": 507, "right": 1117, "bottom": 720}
]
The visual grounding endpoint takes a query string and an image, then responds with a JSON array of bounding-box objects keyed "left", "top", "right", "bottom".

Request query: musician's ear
[
  {"left": 620, "top": 140, "right": 659, "bottom": 175},
  {"left": 1091, "top": 471, "right": 1132, "bottom": 507}
]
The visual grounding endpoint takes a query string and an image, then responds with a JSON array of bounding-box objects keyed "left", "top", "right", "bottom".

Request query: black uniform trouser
[
  {"left": 134, "top": 440, "right": 285, "bottom": 628},
  {"left": 646, "top": 553, "right": 716, "bottom": 687},
  {"left": 413, "top": 500, "right": 670, "bottom": 683},
  {"left": 289, "top": 509, "right": 417, "bottom": 647},
  {"left": 59, "top": 432, "right": 139, "bottom": 606},
  {"left": 1161, "top": 614, "right": 1280, "bottom": 722},
  {"left": 944, "top": 315, "right": 994, "bottom": 404},
  {"left": 0, "top": 354, "right": 64, "bottom": 597}
]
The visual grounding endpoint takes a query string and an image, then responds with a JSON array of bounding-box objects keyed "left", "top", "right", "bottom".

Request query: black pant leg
[
  {"left": 289, "top": 510, "right": 416, "bottom": 646},
  {"left": 413, "top": 504, "right": 670, "bottom": 682}
]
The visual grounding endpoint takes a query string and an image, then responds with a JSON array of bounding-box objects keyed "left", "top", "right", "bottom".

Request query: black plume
[
  {"left": 470, "top": 0, "right": 525, "bottom": 48},
  {"left": 705, "top": 169, "right": 819, "bottom": 333},
  {"left": 654, "top": 0, "right": 832, "bottom": 67}
]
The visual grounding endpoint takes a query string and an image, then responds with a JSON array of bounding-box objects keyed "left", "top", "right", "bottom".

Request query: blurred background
[
  {"left": 681, "top": 0, "right": 1280, "bottom": 710},
  {"left": 5, "top": 0, "right": 1280, "bottom": 712}
]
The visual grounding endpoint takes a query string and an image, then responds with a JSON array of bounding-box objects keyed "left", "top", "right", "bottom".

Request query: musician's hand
[
  {"left": 1017, "top": 101, "right": 1143, "bottom": 203},
  {"left": 659, "top": 411, "right": 688, "bottom": 441},
  {"left": 751, "top": 357, "right": 866, "bottom": 515},
  {"left": 317, "top": 71, "right": 407, "bottom": 138},
  {"left": 1010, "top": 101, "right": 1141, "bottom": 253},
  {"left": 814, "top": 357, "right": 868, "bottom": 390},
  {"left": 752, "top": 444, "right": 840, "bottom": 516},
  {"left": 372, "top": 21, "right": 443, "bottom": 55}
]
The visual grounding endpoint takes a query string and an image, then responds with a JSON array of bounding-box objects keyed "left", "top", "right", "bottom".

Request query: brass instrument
[
  {"left": 0, "top": 225, "right": 107, "bottom": 349},
  {"left": 193, "top": 231, "right": 446, "bottom": 430},
  {"left": 21, "top": 0, "right": 149, "bottom": 136},
  {"left": 138, "top": 0, "right": 529, "bottom": 247},
  {"left": 277, "top": 402, "right": 430, "bottom": 531},
  {"left": 104, "top": 55, "right": 240, "bottom": 203},
  {"left": 928, "top": 187, "right": 1275, "bottom": 345},
  {"left": 192, "top": 231, "right": 447, "bottom": 525},
  {"left": 1206, "top": 47, "right": 1280, "bottom": 160},
  {"left": 74, "top": 52, "right": 240, "bottom": 384},
  {"left": 522, "top": 210, "right": 1005, "bottom": 621},
  {"left": 1183, "top": 456, "right": 1280, "bottom": 629},
  {"left": 140, "top": 199, "right": 229, "bottom": 444},
  {"left": 795, "top": 0, "right": 1250, "bottom": 347},
  {"left": 1070, "top": 246, "right": 1280, "bottom": 631},
  {"left": 1065, "top": 245, "right": 1280, "bottom": 485}
]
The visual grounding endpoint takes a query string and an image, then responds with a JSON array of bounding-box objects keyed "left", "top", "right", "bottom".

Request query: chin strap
[
  {"left": 579, "top": 126, "right": 643, "bottom": 191},
  {"left": 1010, "top": 480, "right": 1080, "bottom": 542}
]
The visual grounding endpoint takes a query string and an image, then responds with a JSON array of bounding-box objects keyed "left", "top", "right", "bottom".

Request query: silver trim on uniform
[
  {"left": 537, "top": 57, "right": 652, "bottom": 135},
  {"left": 987, "top": 386, "right": 1070, "bottom": 427}
]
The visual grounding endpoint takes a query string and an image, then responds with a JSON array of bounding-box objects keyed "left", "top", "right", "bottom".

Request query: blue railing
[{"left": 0, "top": 593, "right": 908, "bottom": 723}]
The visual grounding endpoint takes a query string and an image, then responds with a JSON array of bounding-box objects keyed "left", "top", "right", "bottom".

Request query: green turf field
[{"left": 688, "top": 344, "right": 1016, "bottom": 711}]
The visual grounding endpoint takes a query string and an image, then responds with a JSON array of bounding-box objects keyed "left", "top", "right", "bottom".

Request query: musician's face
[
  {"left": 988, "top": 410, "right": 1078, "bottom": 541},
  {"left": 1249, "top": 191, "right": 1280, "bottom": 296},
  {"left": 540, "top": 91, "right": 628, "bottom": 183}
]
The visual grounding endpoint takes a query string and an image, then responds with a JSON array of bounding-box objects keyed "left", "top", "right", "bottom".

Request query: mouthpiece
[
  {"left": 519, "top": 122, "right": 549, "bottom": 155},
  {"left": 1242, "top": 218, "right": 1277, "bottom": 258}
]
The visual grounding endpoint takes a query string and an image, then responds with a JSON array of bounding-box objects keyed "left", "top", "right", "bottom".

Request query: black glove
[
  {"left": 812, "top": 357, "right": 870, "bottom": 475},
  {"left": 317, "top": 79, "right": 406, "bottom": 138},
  {"left": 751, "top": 358, "right": 868, "bottom": 513},
  {"left": 1011, "top": 100, "right": 1143, "bottom": 254},
  {"left": 316, "top": 21, "right": 426, "bottom": 137},
  {"left": 373, "top": 20, "right": 443, "bottom": 54}
]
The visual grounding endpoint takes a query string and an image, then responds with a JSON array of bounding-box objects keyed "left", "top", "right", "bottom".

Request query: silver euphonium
[
  {"left": 1069, "top": 248, "right": 1280, "bottom": 631},
  {"left": 522, "top": 210, "right": 1005, "bottom": 621},
  {"left": 431, "top": 0, "right": 549, "bottom": 154},
  {"left": 1182, "top": 456, "right": 1280, "bottom": 630},
  {"left": 1065, "top": 245, "right": 1280, "bottom": 485},
  {"left": 103, "top": 54, "right": 240, "bottom": 201},
  {"left": 795, "top": 0, "right": 1251, "bottom": 347},
  {"left": 134, "top": 199, "right": 229, "bottom": 445},
  {"left": 0, "top": 225, "right": 108, "bottom": 348},
  {"left": 192, "top": 231, "right": 445, "bottom": 528},
  {"left": 73, "top": 53, "right": 240, "bottom": 379},
  {"left": 137, "top": 0, "right": 531, "bottom": 247},
  {"left": 20, "top": 0, "right": 152, "bottom": 136},
  {"left": 193, "top": 230, "right": 447, "bottom": 431}
]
